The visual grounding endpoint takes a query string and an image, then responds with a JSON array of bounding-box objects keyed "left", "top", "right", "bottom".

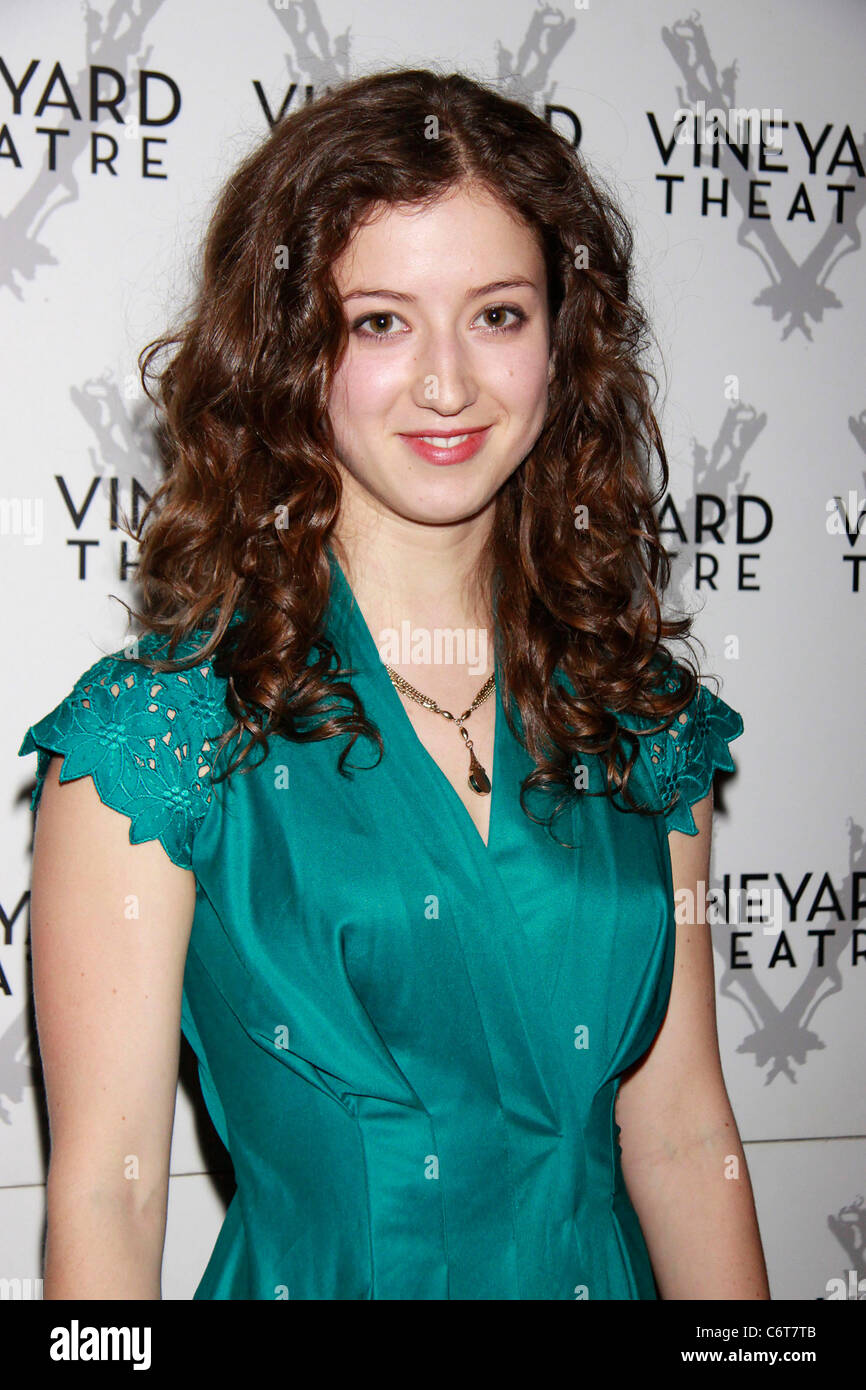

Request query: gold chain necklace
[{"left": 383, "top": 664, "right": 495, "bottom": 796}]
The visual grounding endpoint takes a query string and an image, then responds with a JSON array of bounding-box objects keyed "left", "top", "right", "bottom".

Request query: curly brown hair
[{"left": 120, "top": 65, "right": 706, "bottom": 845}]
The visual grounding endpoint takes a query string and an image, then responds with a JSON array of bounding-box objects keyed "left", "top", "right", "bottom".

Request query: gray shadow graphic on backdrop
[
  {"left": 663, "top": 12, "right": 865, "bottom": 341},
  {"left": 493, "top": 3, "right": 575, "bottom": 109},
  {"left": 843, "top": 410, "right": 866, "bottom": 548},
  {"left": 712, "top": 816, "right": 865, "bottom": 1084},
  {"left": 664, "top": 400, "right": 767, "bottom": 611},
  {"left": 827, "top": 1195, "right": 866, "bottom": 1297},
  {"left": 851, "top": 409, "right": 866, "bottom": 456},
  {"left": 836, "top": 409, "right": 866, "bottom": 552},
  {"left": 71, "top": 372, "right": 162, "bottom": 513},
  {"left": 270, "top": 0, "right": 577, "bottom": 114},
  {"left": 1, "top": 0, "right": 166, "bottom": 300},
  {"left": 0, "top": 1010, "right": 34, "bottom": 1128},
  {"left": 267, "top": 0, "right": 350, "bottom": 100}
]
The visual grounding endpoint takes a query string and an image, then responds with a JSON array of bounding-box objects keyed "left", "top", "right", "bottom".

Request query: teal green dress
[{"left": 18, "top": 548, "right": 743, "bottom": 1300}]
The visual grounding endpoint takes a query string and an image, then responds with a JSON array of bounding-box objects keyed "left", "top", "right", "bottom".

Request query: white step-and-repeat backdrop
[{"left": 2, "top": 0, "right": 864, "bottom": 1300}]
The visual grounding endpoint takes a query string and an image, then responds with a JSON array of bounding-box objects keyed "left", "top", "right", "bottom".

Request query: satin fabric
[{"left": 177, "top": 548, "right": 676, "bottom": 1299}]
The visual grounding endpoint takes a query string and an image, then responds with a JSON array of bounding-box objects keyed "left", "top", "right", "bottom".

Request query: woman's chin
[{"left": 389, "top": 492, "right": 499, "bottom": 529}]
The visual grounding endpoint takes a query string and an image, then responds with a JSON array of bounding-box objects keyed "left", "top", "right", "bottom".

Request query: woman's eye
[
  {"left": 476, "top": 304, "right": 526, "bottom": 334},
  {"left": 354, "top": 311, "right": 404, "bottom": 339}
]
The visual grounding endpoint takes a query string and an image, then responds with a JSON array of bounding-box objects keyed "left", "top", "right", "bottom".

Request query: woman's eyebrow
[{"left": 341, "top": 278, "right": 539, "bottom": 303}]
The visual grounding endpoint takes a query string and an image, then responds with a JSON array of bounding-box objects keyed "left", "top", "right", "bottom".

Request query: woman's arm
[
  {"left": 30, "top": 755, "right": 197, "bottom": 1299},
  {"left": 614, "top": 787, "right": 770, "bottom": 1299}
]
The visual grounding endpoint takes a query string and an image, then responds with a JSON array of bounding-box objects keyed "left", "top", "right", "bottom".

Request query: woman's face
[{"left": 327, "top": 184, "right": 553, "bottom": 533}]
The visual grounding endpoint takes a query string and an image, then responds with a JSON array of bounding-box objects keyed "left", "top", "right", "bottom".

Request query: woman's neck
[{"left": 329, "top": 525, "right": 496, "bottom": 637}]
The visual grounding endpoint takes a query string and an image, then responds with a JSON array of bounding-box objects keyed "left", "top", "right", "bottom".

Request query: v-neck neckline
[{"left": 324, "top": 544, "right": 502, "bottom": 855}]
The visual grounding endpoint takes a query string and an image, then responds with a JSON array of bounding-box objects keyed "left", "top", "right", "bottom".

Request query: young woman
[{"left": 19, "top": 67, "right": 769, "bottom": 1300}]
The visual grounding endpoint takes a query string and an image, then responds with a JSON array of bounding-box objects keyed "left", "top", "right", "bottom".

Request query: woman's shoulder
[
  {"left": 18, "top": 628, "right": 234, "bottom": 872},
  {"left": 622, "top": 655, "right": 745, "bottom": 837}
]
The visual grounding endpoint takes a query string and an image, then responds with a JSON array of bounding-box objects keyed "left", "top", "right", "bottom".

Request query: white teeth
[{"left": 418, "top": 434, "right": 472, "bottom": 447}]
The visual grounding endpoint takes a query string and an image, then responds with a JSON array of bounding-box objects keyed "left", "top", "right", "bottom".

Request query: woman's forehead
[{"left": 332, "top": 190, "right": 544, "bottom": 288}]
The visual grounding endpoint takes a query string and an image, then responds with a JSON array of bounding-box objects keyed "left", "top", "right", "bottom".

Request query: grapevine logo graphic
[
  {"left": 1, "top": 0, "right": 173, "bottom": 299},
  {"left": 657, "top": 11, "right": 865, "bottom": 340}
]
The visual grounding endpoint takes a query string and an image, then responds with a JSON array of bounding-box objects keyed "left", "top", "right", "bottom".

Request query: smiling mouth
[
  {"left": 400, "top": 427, "right": 490, "bottom": 445},
  {"left": 397, "top": 426, "right": 492, "bottom": 464},
  {"left": 413, "top": 433, "right": 477, "bottom": 448}
]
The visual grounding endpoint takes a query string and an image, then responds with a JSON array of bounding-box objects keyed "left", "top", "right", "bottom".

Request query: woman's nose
[{"left": 408, "top": 336, "right": 478, "bottom": 412}]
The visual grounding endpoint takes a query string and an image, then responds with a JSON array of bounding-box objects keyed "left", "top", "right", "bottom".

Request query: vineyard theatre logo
[
  {"left": 56, "top": 467, "right": 150, "bottom": 580},
  {"left": 0, "top": 57, "right": 180, "bottom": 177},
  {"left": 710, "top": 814, "right": 866, "bottom": 1084},
  {"left": 825, "top": 407, "right": 866, "bottom": 594},
  {"left": 1, "top": 0, "right": 172, "bottom": 300},
  {"left": 660, "top": 400, "right": 770, "bottom": 597},
  {"left": 254, "top": 0, "right": 581, "bottom": 138},
  {"left": 251, "top": 0, "right": 350, "bottom": 125},
  {"left": 46, "top": 370, "right": 163, "bottom": 580},
  {"left": 50, "top": 1320, "right": 151, "bottom": 1370},
  {"left": 648, "top": 13, "right": 864, "bottom": 339}
]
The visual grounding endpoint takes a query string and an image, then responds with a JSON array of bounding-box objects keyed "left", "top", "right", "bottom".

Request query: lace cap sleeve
[
  {"left": 17, "top": 635, "right": 229, "bottom": 871},
  {"left": 647, "top": 670, "right": 745, "bottom": 837}
]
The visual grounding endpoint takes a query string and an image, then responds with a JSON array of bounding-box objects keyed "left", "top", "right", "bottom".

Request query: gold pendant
[{"left": 468, "top": 747, "right": 491, "bottom": 796}]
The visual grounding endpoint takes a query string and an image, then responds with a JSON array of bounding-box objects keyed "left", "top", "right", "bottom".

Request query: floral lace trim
[
  {"left": 648, "top": 677, "right": 744, "bottom": 836},
  {"left": 19, "top": 641, "right": 227, "bottom": 871}
]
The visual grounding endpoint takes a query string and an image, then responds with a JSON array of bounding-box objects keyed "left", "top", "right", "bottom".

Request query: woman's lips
[{"left": 399, "top": 427, "right": 491, "bottom": 465}]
